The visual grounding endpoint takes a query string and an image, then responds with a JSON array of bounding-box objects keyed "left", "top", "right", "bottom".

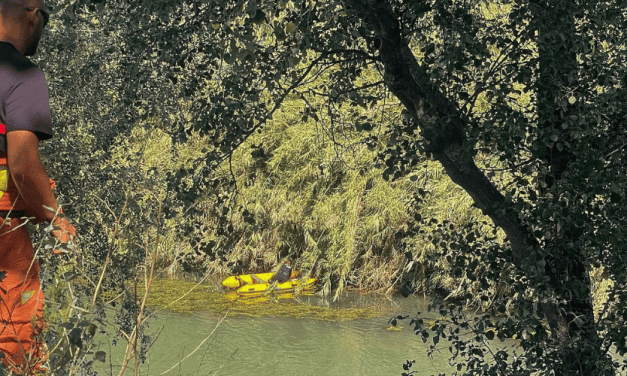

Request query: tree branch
[{"left": 345, "top": 0, "right": 533, "bottom": 268}]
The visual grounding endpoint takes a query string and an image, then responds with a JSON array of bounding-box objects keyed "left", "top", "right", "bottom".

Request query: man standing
[{"left": 0, "top": 0, "right": 77, "bottom": 373}]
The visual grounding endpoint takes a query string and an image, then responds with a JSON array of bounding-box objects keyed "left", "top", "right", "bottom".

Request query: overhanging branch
[{"left": 344, "top": 0, "right": 533, "bottom": 268}]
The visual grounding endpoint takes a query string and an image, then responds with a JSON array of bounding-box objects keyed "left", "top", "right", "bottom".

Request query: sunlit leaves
[{"left": 38, "top": 0, "right": 627, "bottom": 374}]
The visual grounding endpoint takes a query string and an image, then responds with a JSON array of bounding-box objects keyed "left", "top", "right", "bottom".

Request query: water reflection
[{"left": 93, "top": 293, "right": 452, "bottom": 376}]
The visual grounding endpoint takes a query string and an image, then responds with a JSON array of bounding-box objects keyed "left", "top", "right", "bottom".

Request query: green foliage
[
  {"left": 27, "top": 0, "right": 627, "bottom": 375},
  {"left": 199, "top": 95, "right": 483, "bottom": 300}
]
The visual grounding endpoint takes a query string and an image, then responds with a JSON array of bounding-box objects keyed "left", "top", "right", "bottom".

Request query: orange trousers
[{"left": 0, "top": 218, "right": 46, "bottom": 374}]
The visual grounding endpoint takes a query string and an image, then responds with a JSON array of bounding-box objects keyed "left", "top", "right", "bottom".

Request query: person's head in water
[{"left": 0, "top": 0, "right": 49, "bottom": 56}]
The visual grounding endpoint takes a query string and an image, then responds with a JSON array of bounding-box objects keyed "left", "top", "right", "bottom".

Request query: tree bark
[
  {"left": 346, "top": 0, "right": 609, "bottom": 374},
  {"left": 531, "top": 2, "right": 605, "bottom": 373},
  {"left": 345, "top": 0, "right": 532, "bottom": 272}
]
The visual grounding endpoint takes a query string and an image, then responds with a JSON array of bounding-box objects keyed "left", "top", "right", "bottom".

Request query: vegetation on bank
[
  {"left": 93, "top": 91, "right": 493, "bottom": 300},
  {"left": 20, "top": 0, "right": 627, "bottom": 375},
  {"left": 176, "top": 96, "right": 490, "bottom": 299}
]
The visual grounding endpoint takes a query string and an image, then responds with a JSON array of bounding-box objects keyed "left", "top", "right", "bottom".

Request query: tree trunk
[
  {"left": 532, "top": 2, "right": 605, "bottom": 374},
  {"left": 344, "top": 0, "right": 532, "bottom": 280},
  {"left": 346, "top": 0, "right": 610, "bottom": 374}
]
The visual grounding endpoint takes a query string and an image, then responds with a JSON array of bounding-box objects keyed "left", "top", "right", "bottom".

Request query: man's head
[{"left": 0, "top": 0, "right": 49, "bottom": 56}]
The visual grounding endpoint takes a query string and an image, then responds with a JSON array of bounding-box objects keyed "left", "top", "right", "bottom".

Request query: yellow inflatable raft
[
  {"left": 221, "top": 271, "right": 300, "bottom": 289},
  {"left": 236, "top": 278, "right": 316, "bottom": 295}
]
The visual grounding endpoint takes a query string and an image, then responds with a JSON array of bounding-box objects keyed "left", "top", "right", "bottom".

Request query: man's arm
[
  {"left": 7, "top": 130, "right": 76, "bottom": 251},
  {"left": 6, "top": 130, "right": 58, "bottom": 221}
]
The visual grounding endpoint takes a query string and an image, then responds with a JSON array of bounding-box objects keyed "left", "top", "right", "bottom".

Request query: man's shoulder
[
  {"left": 0, "top": 42, "right": 46, "bottom": 100},
  {"left": 0, "top": 43, "right": 52, "bottom": 148},
  {"left": 0, "top": 42, "right": 38, "bottom": 74}
]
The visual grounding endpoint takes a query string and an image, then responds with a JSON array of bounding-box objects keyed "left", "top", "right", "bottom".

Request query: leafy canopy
[{"left": 39, "top": 0, "right": 627, "bottom": 375}]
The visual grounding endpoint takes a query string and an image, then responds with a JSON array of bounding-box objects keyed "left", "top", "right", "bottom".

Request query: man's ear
[{"left": 25, "top": 9, "right": 39, "bottom": 29}]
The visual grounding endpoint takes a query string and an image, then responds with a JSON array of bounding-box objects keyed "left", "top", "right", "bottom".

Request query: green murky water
[{"left": 90, "top": 280, "right": 469, "bottom": 376}]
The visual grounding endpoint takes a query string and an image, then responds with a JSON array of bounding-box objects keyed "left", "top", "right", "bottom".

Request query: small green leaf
[
  {"left": 95, "top": 351, "right": 106, "bottom": 363},
  {"left": 69, "top": 328, "right": 82, "bottom": 347},
  {"left": 246, "top": 0, "right": 257, "bottom": 17},
  {"left": 285, "top": 22, "right": 297, "bottom": 35},
  {"left": 250, "top": 10, "right": 266, "bottom": 24}
]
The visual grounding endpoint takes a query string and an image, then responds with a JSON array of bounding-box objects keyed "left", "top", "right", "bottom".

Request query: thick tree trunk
[
  {"left": 532, "top": 2, "right": 605, "bottom": 374},
  {"left": 346, "top": 0, "right": 609, "bottom": 374},
  {"left": 345, "top": 0, "right": 531, "bottom": 277}
]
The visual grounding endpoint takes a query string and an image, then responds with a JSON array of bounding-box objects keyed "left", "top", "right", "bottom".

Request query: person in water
[{"left": 269, "top": 261, "right": 292, "bottom": 283}]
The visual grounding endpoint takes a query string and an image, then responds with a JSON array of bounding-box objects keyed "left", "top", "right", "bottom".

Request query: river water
[{"left": 93, "top": 293, "right": 457, "bottom": 376}]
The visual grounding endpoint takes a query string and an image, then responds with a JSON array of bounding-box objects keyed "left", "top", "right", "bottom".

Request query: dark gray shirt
[{"left": 0, "top": 41, "right": 53, "bottom": 153}]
